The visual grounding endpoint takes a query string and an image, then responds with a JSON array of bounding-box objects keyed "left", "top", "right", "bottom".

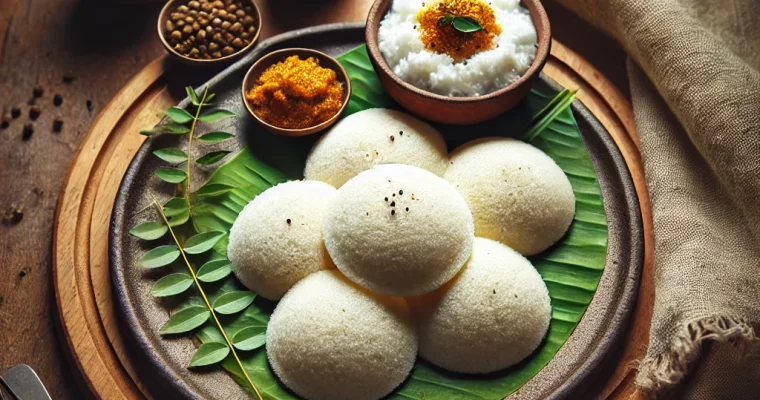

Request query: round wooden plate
[
  {"left": 113, "top": 23, "right": 639, "bottom": 400},
  {"left": 54, "top": 24, "right": 653, "bottom": 400}
]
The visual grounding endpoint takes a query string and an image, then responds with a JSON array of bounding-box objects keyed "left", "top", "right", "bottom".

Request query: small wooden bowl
[
  {"left": 158, "top": 0, "right": 262, "bottom": 66},
  {"left": 365, "top": 0, "right": 551, "bottom": 125},
  {"left": 241, "top": 48, "right": 352, "bottom": 136}
]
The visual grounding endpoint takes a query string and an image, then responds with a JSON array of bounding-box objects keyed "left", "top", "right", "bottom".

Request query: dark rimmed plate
[{"left": 111, "top": 23, "right": 642, "bottom": 400}]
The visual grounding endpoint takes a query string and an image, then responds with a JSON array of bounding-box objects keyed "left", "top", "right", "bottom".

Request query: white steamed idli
[
  {"left": 266, "top": 269, "right": 417, "bottom": 400},
  {"left": 409, "top": 237, "right": 551, "bottom": 373},
  {"left": 324, "top": 164, "right": 474, "bottom": 296},
  {"left": 304, "top": 108, "right": 448, "bottom": 188},
  {"left": 227, "top": 180, "right": 336, "bottom": 300},
  {"left": 445, "top": 137, "right": 576, "bottom": 256}
]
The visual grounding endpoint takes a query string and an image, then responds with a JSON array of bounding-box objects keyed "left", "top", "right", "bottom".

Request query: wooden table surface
[{"left": 0, "top": 0, "right": 628, "bottom": 398}]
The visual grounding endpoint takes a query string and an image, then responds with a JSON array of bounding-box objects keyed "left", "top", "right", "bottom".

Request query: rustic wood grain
[
  {"left": 0, "top": 0, "right": 631, "bottom": 398},
  {"left": 0, "top": 1, "right": 166, "bottom": 399}
]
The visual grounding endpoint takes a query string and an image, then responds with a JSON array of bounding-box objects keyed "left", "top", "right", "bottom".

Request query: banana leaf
[{"left": 187, "top": 45, "right": 607, "bottom": 399}]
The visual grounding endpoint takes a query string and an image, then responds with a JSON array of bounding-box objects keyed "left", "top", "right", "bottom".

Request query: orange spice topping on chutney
[
  {"left": 246, "top": 55, "right": 343, "bottom": 129},
  {"left": 416, "top": 0, "right": 502, "bottom": 62}
]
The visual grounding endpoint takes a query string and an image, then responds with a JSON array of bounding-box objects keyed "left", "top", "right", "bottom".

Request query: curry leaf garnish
[
  {"left": 155, "top": 168, "right": 188, "bottom": 184},
  {"left": 196, "top": 260, "right": 232, "bottom": 282},
  {"left": 189, "top": 342, "right": 230, "bottom": 367},
  {"left": 438, "top": 14, "right": 454, "bottom": 27},
  {"left": 213, "top": 291, "right": 256, "bottom": 315},
  {"left": 232, "top": 326, "right": 267, "bottom": 351},
  {"left": 186, "top": 86, "right": 201, "bottom": 106},
  {"left": 183, "top": 231, "right": 226, "bottom": 254},
  {"left": 167, "top": 107, "right": 194, "bottom": 124},
  {"left": 143, "top": 87, "right": 237, "bottom": 219},
  {"left": 151, "top": 199, "right": 263, "bottom": 398},
  {"left": 163, "top": 197, "right": 190, "bottom": 227},
  {"left": 138, "top": 245, "right": 180, "bottom": 269},
  {"left": 129, "top": 220, "right": 168, "bottom": 240},
  {"left": 198, "top": 131, "right": 234, "bottom": 143},
  {"left": 152, "top": 273, "right": 194, "bottom": 297},
  {"left": 159, "top": 306, "right": 210, "bottom": 334},
  {"left": 162, "top": 123, "right": 192, "bottom": 135},
  {"left": 136, "top": 87, "right": 263, "bottom": 397},
  {"left": 452, "top": 16, "right": 482, "bottom": 33},
  {"left": 153, "top": 148, "right": 188, "bottom": 164}
]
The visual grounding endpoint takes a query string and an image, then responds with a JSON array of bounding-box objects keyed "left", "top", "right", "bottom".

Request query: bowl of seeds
[{"left": 158, "top": 0, "right": 261, "bottom": 65}]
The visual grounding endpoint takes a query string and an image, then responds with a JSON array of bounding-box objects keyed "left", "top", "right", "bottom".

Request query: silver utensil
[{"left": 0, "top": 365, "right": 52, "bottom": 400}]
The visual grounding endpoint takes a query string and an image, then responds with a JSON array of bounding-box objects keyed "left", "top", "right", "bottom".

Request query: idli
[
  {"left": 304, "top": 108, "right": 448, "bottom": 187},
  {"left": 227, "top": 180, "right": 336, "bottom": 300},
  {"left": 445, "top": 137, "right": 575, "bottom": 256},
  {"left": 409, "top": 237, "right": 551, "bottom": 373},
  {"left": 267, "top": 270, "right": 417, "bottom": 400},
  {"left": 324, "top": 164, "right": 474, "bottom": 296}
]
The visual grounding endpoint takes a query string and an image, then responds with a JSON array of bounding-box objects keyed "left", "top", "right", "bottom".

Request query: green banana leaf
[{"left": 187, "top": 45, "right": 607, "bottom": 399}]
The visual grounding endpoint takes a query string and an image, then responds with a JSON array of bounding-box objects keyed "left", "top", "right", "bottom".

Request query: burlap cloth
[{"left": 548, "top": 0, "right": 760, "bottom": 397}]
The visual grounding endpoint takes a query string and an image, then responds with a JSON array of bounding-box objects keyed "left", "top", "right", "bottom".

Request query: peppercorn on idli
[
  {"left": 227, "top": 180, "right": 337, "bottom": 300},
  {"left": 445, "top": 137, "right": 575, "bottom": 256},
  {"left": 304, "top": 108, "right": 449, "bottom": 188},
  {"left": 409, "top": 237, "right": 551, "bottom": 373},
  {"left": 323, "top": 164, "right": 474, "bottom": 296}
]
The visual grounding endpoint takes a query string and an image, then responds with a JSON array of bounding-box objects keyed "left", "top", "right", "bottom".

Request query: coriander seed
[
  {"left": 165, "top": 0, "right": 257, "bottom": 60},
  {"left": 29, "top": 105, "right": 41, "bottom": 120}
]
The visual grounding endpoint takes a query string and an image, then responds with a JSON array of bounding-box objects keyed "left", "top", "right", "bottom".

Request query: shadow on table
[{"left": 64, "top": 0, "right": 164, "bottom": 55}]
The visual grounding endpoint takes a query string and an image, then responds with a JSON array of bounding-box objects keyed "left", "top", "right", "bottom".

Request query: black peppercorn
[
  {"left": 33, "top": 87, "right": 44, "bottom": 98},
  {"left": 53, "top": 94, "right": 63, "bottom": 106},
  {"left": 22, "top": 124, "right": 34, "bottom": 140},
  {"left": 29, "top": 106, "right": 41, "bottom": 120},
  {"left": 390, "top": 201, "right": 395, "bottom": 207},
  {"left": 11, "top": 107, "right": 21, "bottom": 119},
  {"left": 53, "top": 119, "right": 63, "bottom": 133},
  {"left": 399, "top": 190, "right": 403, "bottom": 195},
  {"left": 391, "top": 210, "right": 396, "bottom": 216},
  {"left": 286, "top": 218, "right": 291, "bottom": 225}
]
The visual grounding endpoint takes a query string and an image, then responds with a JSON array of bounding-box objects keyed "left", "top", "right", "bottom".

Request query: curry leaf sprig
[
  {"left": 139, "top": 86, "right": 237, "bottom": 221},
  {"left": 130, "top": 199, "right": 263, "bottom": 399},
  {"left": 148, "top": 199, "right": 263, "bottom": 398},
  {"left": 130, "top": 87, "right": 265, "bottom": 399}
]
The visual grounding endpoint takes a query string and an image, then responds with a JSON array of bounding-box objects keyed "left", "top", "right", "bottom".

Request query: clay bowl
[
  {"left": 158, "top": 0, "right": 262, "bottom": 66},
  {"left": 241, "top": 48, "right": 352, "bottom": 136},
  {"left": 365, "top": 0, "right": 551, "bottom": 125}
]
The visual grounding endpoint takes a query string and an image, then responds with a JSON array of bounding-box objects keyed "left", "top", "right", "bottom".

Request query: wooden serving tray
[{"left": 53, "top": 25, "right": 653, "bottom": 400}]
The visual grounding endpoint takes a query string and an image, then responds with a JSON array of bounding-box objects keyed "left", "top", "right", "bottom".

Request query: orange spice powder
[
  {"left": 246, "top": 56, "right": 344, "bottom": 129},
  {"left": 416, "top": 0, "right": 502, "bottom": 62}
]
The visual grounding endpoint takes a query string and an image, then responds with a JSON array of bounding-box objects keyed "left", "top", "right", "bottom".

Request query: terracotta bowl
[
  {"left": 241, "top": 48, "right": 352, "bottom": 136},
  {"left": 365, "top": 0, "right": 551, "bottom": 125},
  {"left": 158, "top": 0, "right": 262, "bottom": 66}
]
